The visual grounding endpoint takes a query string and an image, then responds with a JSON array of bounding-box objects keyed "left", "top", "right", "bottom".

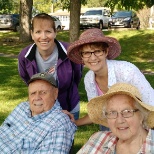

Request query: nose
[
  {"left": 90, "top": 52, "right": 97, "bottom": 60},
  {"left": 34, "top": 93, "right": 41, "bottom": 100},
  {"left": 41, "top": 32, "right": 47, "bottom": 39},
  {"left": 116, "top": 113, "right": 126, "bottom": 123}
]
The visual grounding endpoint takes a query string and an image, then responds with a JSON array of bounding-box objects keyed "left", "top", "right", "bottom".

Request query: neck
[
  {"left": 38, "top": 44, "right": 56, "bottom": 60},
  {"left": 116, "top": 128, "right": 148, "bottom": 154},
  {"left": 95, "top": 66, "right": 108, "bottom": 93}
]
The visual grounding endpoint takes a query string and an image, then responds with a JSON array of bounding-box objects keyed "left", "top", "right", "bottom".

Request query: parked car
[
  {"left": 0, "top": 14, "right": 20, "bottom": 31},
  {"left": 80, "top": 8, "right": 111, "bottom": 29},
  {"left": 50, "top": 16, "right": 62, "bottom": 31},
  {"left": 108, "top": 11, "right": 140, "bottom": 29}
]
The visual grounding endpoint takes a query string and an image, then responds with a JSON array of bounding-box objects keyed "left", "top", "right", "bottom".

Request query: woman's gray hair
[{"left": 102, "top": 94, "right": 149, "bottom": 129}]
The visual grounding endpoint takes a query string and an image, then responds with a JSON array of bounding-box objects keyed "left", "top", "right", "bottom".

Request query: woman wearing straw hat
[
  {"left": 67, "top": 28, "right": 154, "bottom": 131},
  {"left": 77, "top": 83, "right": 154, "bottom": 154}
]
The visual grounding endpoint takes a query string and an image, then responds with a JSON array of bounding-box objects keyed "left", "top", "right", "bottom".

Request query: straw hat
[
  {"left": 87, "top": 83, "right": 154, "bottom": 128},
  {"left": 67, "top": 28, "right": 121, "bottom": 64}
]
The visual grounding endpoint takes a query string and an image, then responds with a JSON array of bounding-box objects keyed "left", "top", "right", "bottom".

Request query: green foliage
[
  {"left": 57, "top": 0, "right": 87, "bottom": 10},
  {"left": 105, "top": 0, "right": 154, "bottom": 13},
  {"left": 0, "top": 0, "right": 19, "bottom": 14},
  {"left": 86, "top": 0, "right": 108, "bottom": 8},
  {"left": 0, "top": 0, "right": 13, "bottom": 14},
  {"left": 33, "top": 0, "right": 53, "bottom": 14}
]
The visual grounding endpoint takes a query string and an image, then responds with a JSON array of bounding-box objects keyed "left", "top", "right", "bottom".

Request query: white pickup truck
[{"left": 80, "top": 8, "right": 110, "bottom": 29}]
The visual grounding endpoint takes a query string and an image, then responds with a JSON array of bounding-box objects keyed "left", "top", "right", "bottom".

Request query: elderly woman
[{"left": 77, "top": 83, "right": 154, "bottom": 154}]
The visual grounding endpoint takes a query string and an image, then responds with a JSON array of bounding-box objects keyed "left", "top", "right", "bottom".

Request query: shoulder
[
  {"left": 77, "top": 131, "right": 115, "bottom": 153},
  {"left": 58, "top": 41, "right": 70, "bottom": 49},
  {"left": 85, "top": 70, "right": 94, "bottom": 79},
  {"left": 108, "top": 59, "right": 136, "bottom": 67},
  {"left": 89, "top": 131, "right": 113, "bottom": 141},
  {"left": 18, "top": 44, "right": 34, "bottom": 58},
  {"left": 47, "top": 103, "right": 76, "bottom": 130},
  {"left": 108, "top": 60, "right": 139, "bottom": 72}
]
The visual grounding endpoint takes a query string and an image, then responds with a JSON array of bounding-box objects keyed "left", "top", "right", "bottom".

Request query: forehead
[
  {"left": 33, "top": 18, "right": 54, "bottom": 28},
  {"left": 107, "top": 94, "right": 135, "bottom": 109}
]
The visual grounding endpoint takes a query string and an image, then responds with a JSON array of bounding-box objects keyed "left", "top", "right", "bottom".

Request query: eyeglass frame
[
  {"left": 80, "top": 49, "right": 105, "bottom": 58},
  {"left": 104, "top": 109, "right": 139, "bottom": 119}
]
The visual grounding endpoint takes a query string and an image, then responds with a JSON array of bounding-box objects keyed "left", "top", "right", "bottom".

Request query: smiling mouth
[
  {"left": 89, "top": 62, "right": 99, "bottom": 65},
  {"left": 34, "top": 103, "right": 43, "bottom": 106},
  {"left": 40, "top": 41, "right": 49, "bottom": 44},
  {"left": 118, "top": 127, "right": 128, "bottom": 130}
]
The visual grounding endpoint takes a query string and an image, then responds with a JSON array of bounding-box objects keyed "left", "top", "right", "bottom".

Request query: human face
[
  {"left": 28, "top": 80, "right": 58, "bottom": 116},
  {"left": 80, "top": 45, "right": 108, "bottom": 72},
  {"left": 31, "top": 19, "right": 57, "bottom": 53},
  {"left": 106, "top": 94, "right": 143, "bottom": 142}
]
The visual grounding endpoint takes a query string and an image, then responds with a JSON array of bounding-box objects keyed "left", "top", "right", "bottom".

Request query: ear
[
  {"left": 53, "top": 88, "right": 58, "bottom": 100},
  {"left": 31, "top": 30, "right": 34, "bottom": 40},
  {"left": 105, "top": 48, "right": 109, "bottom": 58},
  {"left": 81, "top": 59, "right": 85, "bottom": 65},
  {"left": 54, "top": 31, "right": 57, "bottom": 39}
]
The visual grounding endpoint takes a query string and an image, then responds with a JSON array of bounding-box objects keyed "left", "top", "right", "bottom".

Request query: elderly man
[{"left": 0, "top": 73, "right": 76, "bottom": 153}]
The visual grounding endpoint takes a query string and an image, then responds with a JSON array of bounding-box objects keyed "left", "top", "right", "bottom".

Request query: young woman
[
  {"left": 67, "top": 28, "right": 154, "bottom": 130},
  {"left": 18, "top": 13, "right": 82, "bottom": 120}
]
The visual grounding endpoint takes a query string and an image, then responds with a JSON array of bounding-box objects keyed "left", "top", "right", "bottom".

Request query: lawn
[{"left": 0, "top": 29, "right": 154, "bottom": 153}]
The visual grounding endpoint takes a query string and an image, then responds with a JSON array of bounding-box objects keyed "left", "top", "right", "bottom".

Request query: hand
[{"left": 62, "top": 110, "right": 75, "bottom": 123}]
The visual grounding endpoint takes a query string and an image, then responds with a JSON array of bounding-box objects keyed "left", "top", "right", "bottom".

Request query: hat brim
[
  {"left": 68, "top": 36, "right": 121, "bottom": 64},
  {"left": 87, "top": 90, "right": 154, "bottom": 128}
]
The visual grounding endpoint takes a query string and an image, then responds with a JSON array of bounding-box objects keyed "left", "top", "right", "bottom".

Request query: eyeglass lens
[
  {"left": 81, "top": 50, "right": 104, "bottom": 58},
  {"left": 105, "top": 109, "right": 139, "bottom": 119}
]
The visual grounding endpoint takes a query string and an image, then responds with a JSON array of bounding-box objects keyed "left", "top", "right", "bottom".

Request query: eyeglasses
[
  {"left": 104, "top": 109, "right": 139, "bottom": 119},
  {"left": 81, "top": 50, "right": 105, "bottom": 58}
]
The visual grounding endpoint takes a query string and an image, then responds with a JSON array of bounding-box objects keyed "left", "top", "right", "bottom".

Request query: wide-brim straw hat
[
  {"left": 67, "top": 28, "right": 121, "bottom": 64},
  {"left": 87, "top": 83, "right": 154, "bottom": 128}
]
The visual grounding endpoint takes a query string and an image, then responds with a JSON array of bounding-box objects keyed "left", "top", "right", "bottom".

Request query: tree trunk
[
  {"left": 19, "top": 0, "right": 33, "bottom": 42},
  {"left": 69, "top": 0, "right": 81, "bottom": 42}
]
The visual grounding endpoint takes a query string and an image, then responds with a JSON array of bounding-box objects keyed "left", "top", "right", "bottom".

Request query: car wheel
[
  {"left": 13, "top": 25, "right": 20, "bottom": 32},
  {"left": 99, "top": 22, "right": 103, "bottom": 30},
  {"left": 136, "top": 22, "right": 140, "bottom": 30},
  {"left": 16, "top": 25, "right": 20, "bottom": 32},
  {"left": 57, "top": 26, "right": 61, "bottom": 31},
  {"left": 128, "top": 23, "right": 133, "bottom": 28}
]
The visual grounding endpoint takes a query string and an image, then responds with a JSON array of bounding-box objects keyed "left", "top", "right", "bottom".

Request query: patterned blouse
[{"left": 77, "top": 129, "right": 154, "bottom": 154}]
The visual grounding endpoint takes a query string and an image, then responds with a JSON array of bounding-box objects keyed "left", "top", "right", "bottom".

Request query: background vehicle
[
  {"left": 80, "top": 8, "right": 111, "bottom": 29},
  {"left": 108, "top": 11, "right": 140, "bottom": 29},
  {"left": 0, "top": 14, "right": 20, "bottom": 32},
  {"left": 50, "top": 16, "right": 62, "bottom": 31}
]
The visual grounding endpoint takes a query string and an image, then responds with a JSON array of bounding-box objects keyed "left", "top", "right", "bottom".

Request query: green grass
[{"left": 0, "top": 29, "right": 154, "bottom": 153}]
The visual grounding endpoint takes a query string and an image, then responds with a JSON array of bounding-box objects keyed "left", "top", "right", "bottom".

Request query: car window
[
  {"left": 84, "top": 10, "right": 102, "bottom": 15},
  {"left": 113, "top": 11, "right": 131, "bottom": 17},
  {"left": 103, "top": 10, "right": 110, "bottom": 16}
]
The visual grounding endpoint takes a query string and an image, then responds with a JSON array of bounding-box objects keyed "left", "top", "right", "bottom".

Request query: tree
[
  {"left": 59, "top": 0, "right": 87, "bottom": 42},
  {"left": 19, "top": 0, "right": 33, "bottom": 42},
  {"left": 69, "top": 0, "right": 81, "bottom": 42}
]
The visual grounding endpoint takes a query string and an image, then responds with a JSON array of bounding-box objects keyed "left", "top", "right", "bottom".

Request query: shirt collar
[{"left": 26, "top": 100, "right": 61, "bottom": 121}]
